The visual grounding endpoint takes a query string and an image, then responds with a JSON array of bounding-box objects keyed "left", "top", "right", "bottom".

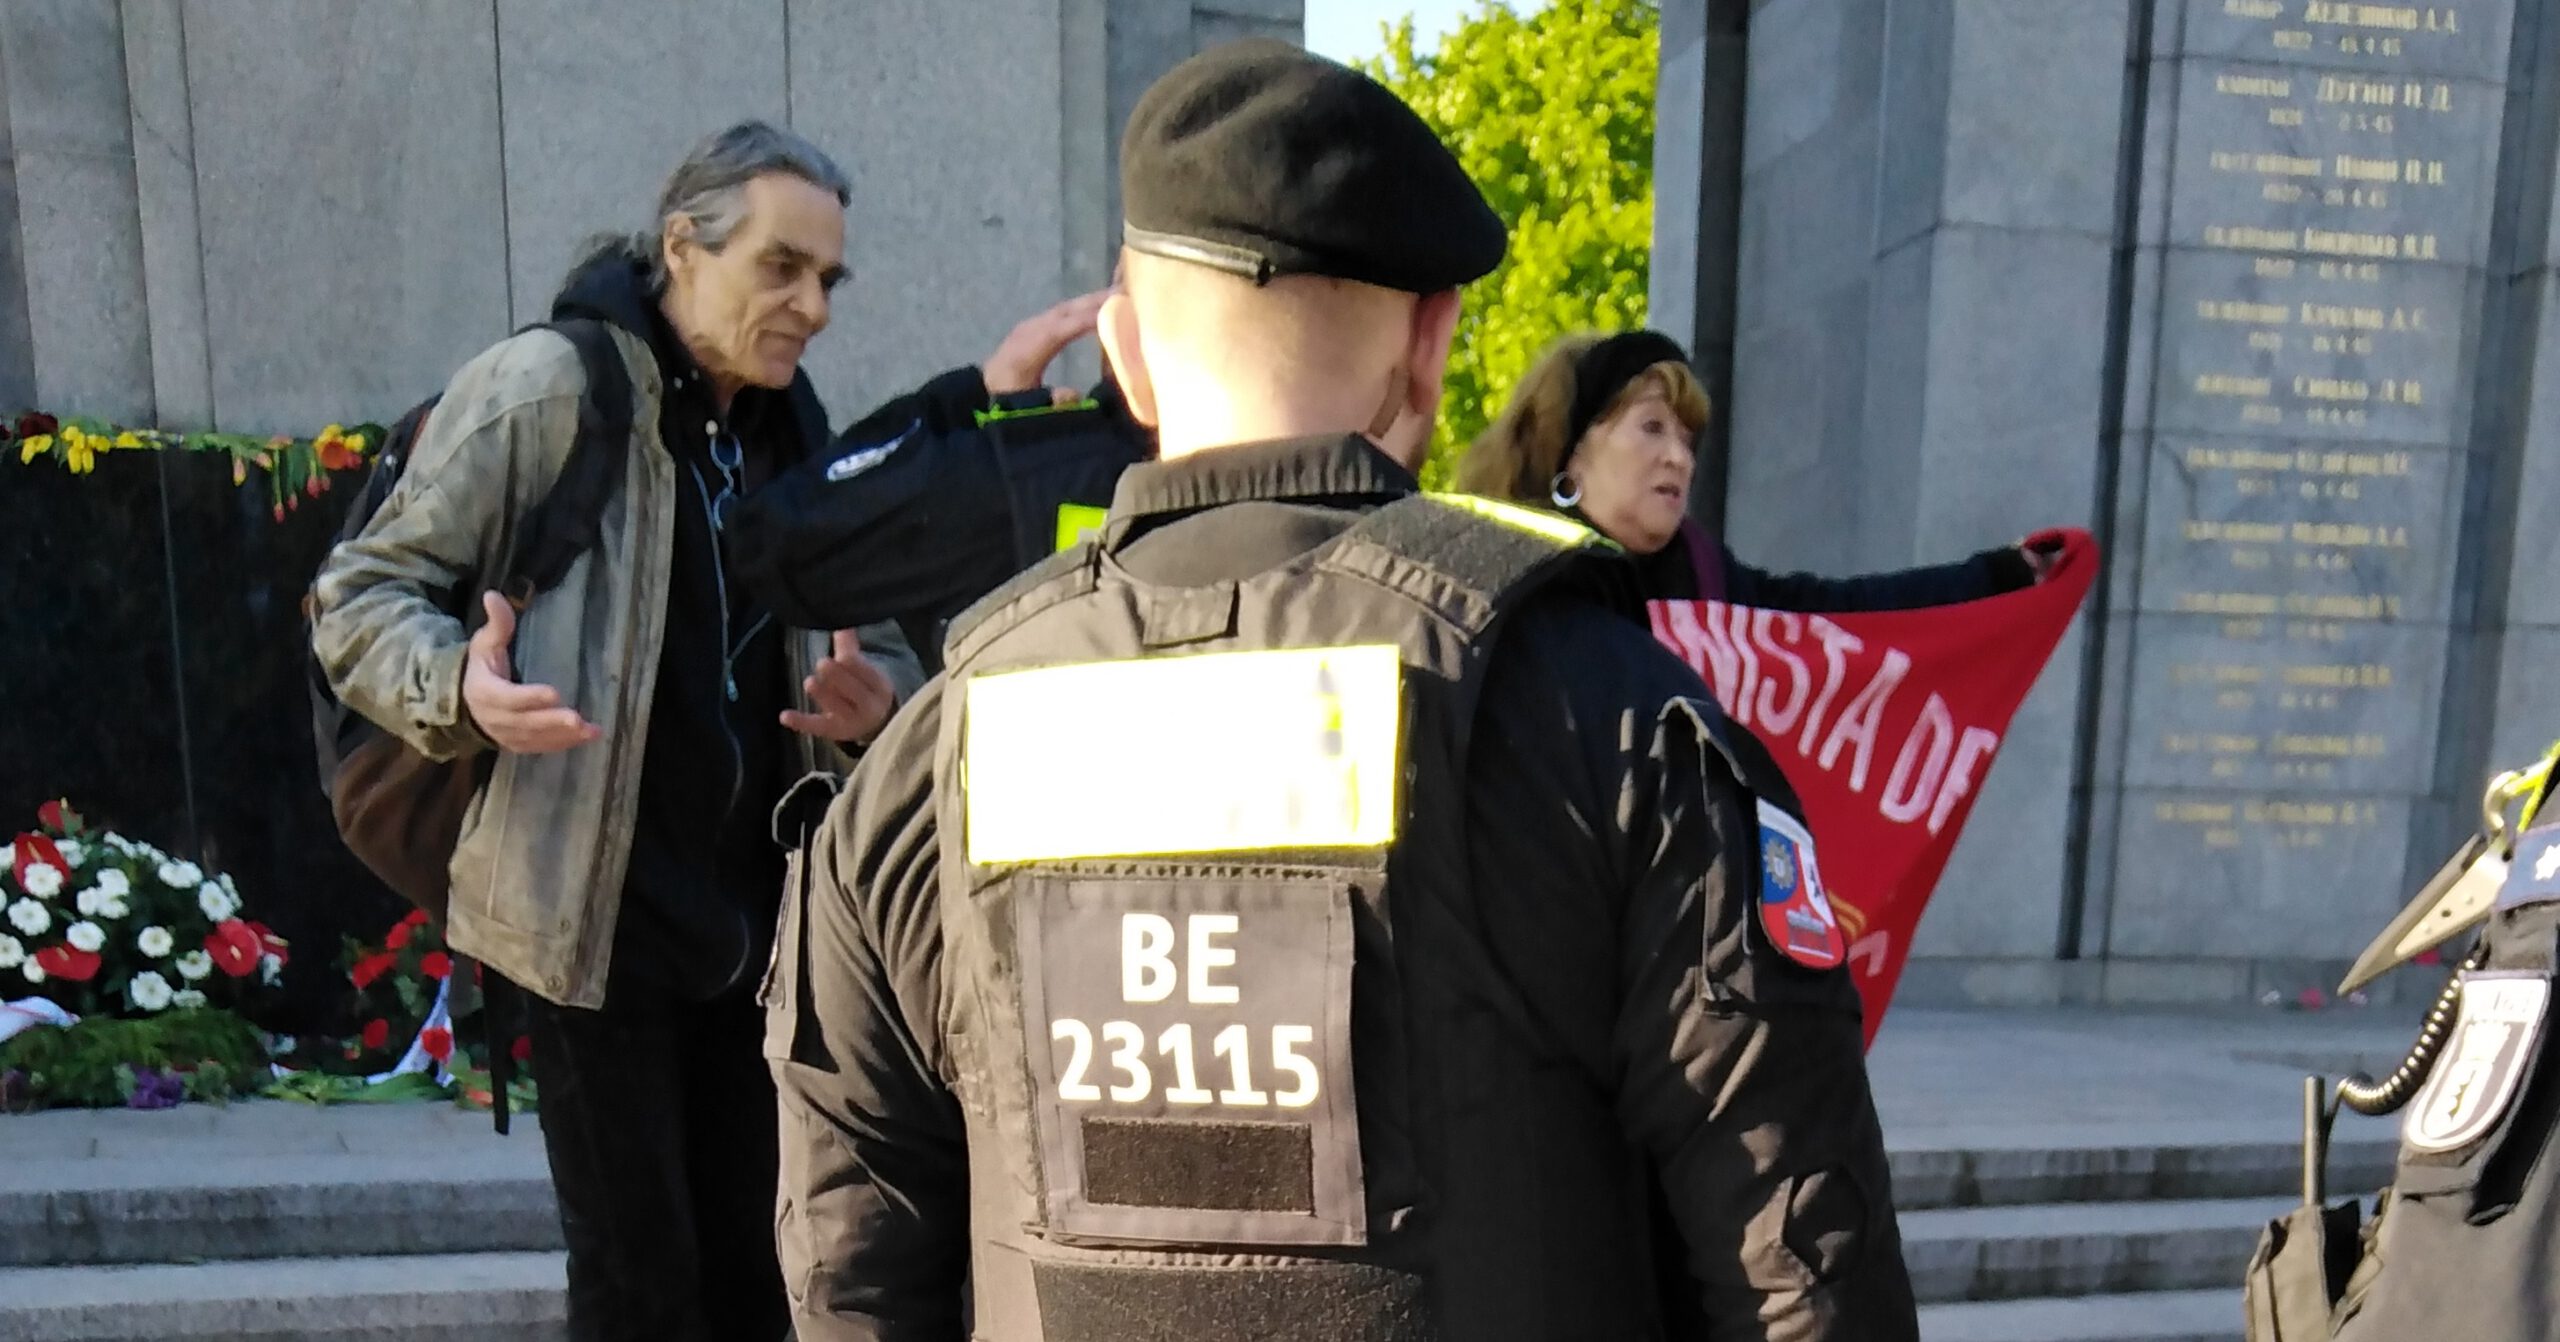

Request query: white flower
[
  {"left": 94, "top": 892, "right": 130, "bottom": 921},
  {"left": 23, "top": 960, "right": 45, "bottom": 985},
  {"left": 136, "top": 926, "right": 175, "bottom": 958},
  {"left": 219, "top": 873, "right": 237, "bottom": 896},
  {"left": 75, "top": 885, "right": 130, "bottom": 919},
  {"left": 65, "top": 921, "right": 105, "bottom": 953},
  {"left": 158, "top": 860, "right": 203, "bottom": 890},
  {"left": 0, "top": 846, "right": 12, "bottom": 871},
  {"left": 174, "top": 950, "right": 213, "bottom": 982},
  {"left": 55, "top": 840, "right": 84, "bottom": 868},
  {"left": 128, "top": 971, "right": 173, "bottom": 1012},
  {"left": 7, "top": 899, "right": 49, "bottom": 937},
  {"left": 172, "top": 988, "right": 206, "bottom": 1010},
  {"left": 94, "top": 869, "right": 130, "bottom": 897},
  {"left": 19, "top": 863, "right": 62, "bottom": 899},
  {"left": 260, "top": 954, "right": 283, "bottom": 986},
  {"left": 196, "top": 885, "right": 238, "bottom": 922},
  {"left": 0, "top": 935, "right": 20, "bottom": 969}
]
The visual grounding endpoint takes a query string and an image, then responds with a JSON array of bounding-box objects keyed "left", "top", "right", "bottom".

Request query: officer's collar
[{"left": 1107, "top": 434, "right": 1418, "bottom": 525}]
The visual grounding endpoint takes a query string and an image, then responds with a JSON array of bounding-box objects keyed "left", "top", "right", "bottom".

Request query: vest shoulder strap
[
  {"left": 943, "top": 541, "right": 1100, "bottom": 669},
  {"left": 1313, "top": 493, "right": 1636, "bottom": 643}
]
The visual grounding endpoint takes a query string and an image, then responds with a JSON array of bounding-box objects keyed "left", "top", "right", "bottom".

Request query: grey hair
[{"left": 575, "top": 120, "right": 850, "bottom": 290}]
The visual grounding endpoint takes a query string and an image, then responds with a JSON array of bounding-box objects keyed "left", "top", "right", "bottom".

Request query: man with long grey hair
[{"left": 312, "top": 120, "right": 924, "bottom": 1340}]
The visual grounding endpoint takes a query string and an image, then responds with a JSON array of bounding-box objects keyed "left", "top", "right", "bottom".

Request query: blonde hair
[{"left": 1454, "top": 333, "right": 1711, "bottom": 503}]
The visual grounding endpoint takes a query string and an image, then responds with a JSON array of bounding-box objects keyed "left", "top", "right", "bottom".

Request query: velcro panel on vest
[
  {"left": 1031, "top": 1260, "right": 1431, "bottom": 1342},
  {"left": 1312, "top": 495, "right": 1633, "bottom": 645},
  {"left": 1082, "top": 1115, "right": 1312, "bottom": 1212}
]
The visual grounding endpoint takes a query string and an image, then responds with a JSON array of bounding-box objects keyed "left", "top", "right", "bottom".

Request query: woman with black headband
[{"left": 1455, "top": 329, "right": 2049, "bottom": 607}]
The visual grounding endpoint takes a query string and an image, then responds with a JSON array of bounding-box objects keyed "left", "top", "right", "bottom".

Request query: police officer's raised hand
[
  {"left": 984, "top": 291, "right": 1109, "bottom": 403},
  {"left": 463, "top": 591, "right": 601, "bottom": 753},
  {"left": 782, "top": 628, "right": 898, "bottom": 745}
]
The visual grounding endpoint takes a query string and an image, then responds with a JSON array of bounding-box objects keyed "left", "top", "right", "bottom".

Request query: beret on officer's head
[{"left": 1120, "top": 39, "right": 1507, "bottom": 295}]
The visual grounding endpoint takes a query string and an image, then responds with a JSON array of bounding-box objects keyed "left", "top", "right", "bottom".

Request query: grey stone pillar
[
  {"left": 2090, "top": 0, "right": 2524, "bottom": 998},
  {"left": 1707, "top": 0, "right": 2132, "bottom": 1003},
  {"left": 1649, "top": 0, "right": 1750, "bottom": 532},
  {"left": 2, "top": 0, "right": 153, "bottom": 422}
]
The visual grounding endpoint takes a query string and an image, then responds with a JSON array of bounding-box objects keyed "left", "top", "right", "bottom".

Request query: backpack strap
[{"left": 499, "top": 318, "right": 639, "bottom": 602}]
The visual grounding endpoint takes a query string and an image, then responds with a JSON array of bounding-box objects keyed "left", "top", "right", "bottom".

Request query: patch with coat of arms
[
  {"left": 1754, "top": 798, "right": 1845, "bottom": 970},
  {"left": 2403, "top": 970, "right": 2549, "bottom": 1155}
]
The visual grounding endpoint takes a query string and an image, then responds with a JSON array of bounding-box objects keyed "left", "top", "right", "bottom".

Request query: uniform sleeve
[
  {"left": 1721, "top": 540, "right": 2031, "bottom": 613},
  {"left": 1609, "top": 692, "right": 1919, "bottom": 1340},
  {"left": 767, "top": 678, "right": 970, "bottom": 1342}
]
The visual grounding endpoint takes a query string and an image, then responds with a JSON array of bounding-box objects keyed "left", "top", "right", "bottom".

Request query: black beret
[{"left": 1120, "top": 39, "right": 1507, "bottom": 294}]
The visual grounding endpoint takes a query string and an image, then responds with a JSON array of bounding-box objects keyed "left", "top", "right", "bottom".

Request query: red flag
[{"left": 1648, "top": 529, "right": 2099, "bottom": 1046}]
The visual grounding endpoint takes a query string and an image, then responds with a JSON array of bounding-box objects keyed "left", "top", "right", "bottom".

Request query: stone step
[
  {"left": 1901, "top": 1196, "right": 2289, "bottom": 1305},
  {"left": 1, "top": 1152, "right": 559, "bottom": 1269},
  {"left": 1889, "top": 1132, "right": 2394, "bottom": 1210},
  {"left": 0, "top": 1251, "right": 566, "bottom": 1342},
  {"left": 1919, "top": 1288, "right": 2238, "bottom": 1342}
]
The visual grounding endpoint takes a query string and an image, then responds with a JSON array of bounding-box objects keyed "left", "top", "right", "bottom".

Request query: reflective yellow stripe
[
  {"left": 1054, "top": 503, "right": 1109, "bottom": 553},
  {"left": 1429, "top": 492, "right": 1612, "bottom": 549},
  {"left": 966, "top": 645, "right": 1403, "bottom": 864}
]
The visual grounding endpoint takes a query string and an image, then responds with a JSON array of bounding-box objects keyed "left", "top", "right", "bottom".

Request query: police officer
[
  {"left": 2268, "top": 761, "right": 2560, "bottom": 1340},
  {"left": 766, "top": 40, "right": 1917, "bottom": 1342}
]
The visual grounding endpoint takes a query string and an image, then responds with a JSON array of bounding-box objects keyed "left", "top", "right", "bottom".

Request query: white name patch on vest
[
  {"left": 2403, "top": 971, "right": 2550, "bottom": 1155},
  {"left": 964, "top": 644, "right": 1405, "bottom": 864}
]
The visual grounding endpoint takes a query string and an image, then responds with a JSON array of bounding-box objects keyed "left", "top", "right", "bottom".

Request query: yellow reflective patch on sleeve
[
  {"left": 1429, "top": 493, "right": 1613, "bottom": 549},
  {"left": 1054, "top": 503, "right": 1109, "bottom": 553},
  {"left": 965, "top": 644, "right": 1403, "bottom": 864}
]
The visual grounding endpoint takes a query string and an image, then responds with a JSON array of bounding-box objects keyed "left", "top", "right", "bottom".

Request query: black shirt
[{"left": 768, "top": 434, "right": 1919, "bottom": 1339}]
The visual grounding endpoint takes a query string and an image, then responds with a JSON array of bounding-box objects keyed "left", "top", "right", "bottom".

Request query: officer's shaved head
[{"left": 1100, "top": 251, "right": 1455, "bottom": 466}]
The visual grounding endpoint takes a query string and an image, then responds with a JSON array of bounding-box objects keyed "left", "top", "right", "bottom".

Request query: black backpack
[{"left": 305, "top": 318, "right": 636, "bottom": 921}]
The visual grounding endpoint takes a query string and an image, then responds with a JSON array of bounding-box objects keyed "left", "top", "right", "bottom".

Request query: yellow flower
[
  {"left": 65, "top": 437, "right": 96, "bottom": 474},
  {"left": 18, "top": 434, "right": 52, "bottom": 464},
  {"left": 114, "top": 431, "right": 144, "bottom": 449}
]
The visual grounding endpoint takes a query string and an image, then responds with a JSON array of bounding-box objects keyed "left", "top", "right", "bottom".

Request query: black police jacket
[
  {"left": 763, "top": 434, "right": 1920, "bottom": 1341},
  {"left": 726, "top": 367, "right": 1153, "bottom": 669}
]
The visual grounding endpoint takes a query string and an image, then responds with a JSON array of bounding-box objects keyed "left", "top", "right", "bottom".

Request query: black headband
[{"left": 1560, "top": 330, "right": 1693, "bottom": 467}]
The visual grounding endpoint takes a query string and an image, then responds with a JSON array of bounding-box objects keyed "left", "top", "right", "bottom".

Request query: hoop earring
[{"left": 1549, "top": 473, "right": 1582, "bottom": 510}]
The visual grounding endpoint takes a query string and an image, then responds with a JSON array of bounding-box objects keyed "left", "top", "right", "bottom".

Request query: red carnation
[
  {"left": 385, "top": 921, "right": 412, "bottom": 951},
  {"left": 34, "top": 944, "right": 100, "bottom": 982},
  {"left": 420, "top": 1026, "right": 453, "bottom": 1063},
  {"left": 348, "top": 951, "right": 398, "bottom": 990},
  {"left": 419, "top": 951, "right": 451, "bottom": 980},
  {"left": 510, "top": 1036, "right": 532, "bottom": 1064},
  {"left": 204, "top": 920, "right": 263, "bottom": 978},
  {"left": 360, "top": 1018, "right": 389, "bottom": 1050},
  {"left": 15, "top": 413, "right": 57, "bottom": 439},
  {"left": 400, "top": 909, "right": 431, "bottom": 930},
  {"left": 13, "top": 832, "right": 65, "bottom": 882}
]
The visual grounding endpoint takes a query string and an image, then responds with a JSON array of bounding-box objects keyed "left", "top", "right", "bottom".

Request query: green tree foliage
[{"left": 1360, "top": 1, "right": 1659, "bottom": 487}]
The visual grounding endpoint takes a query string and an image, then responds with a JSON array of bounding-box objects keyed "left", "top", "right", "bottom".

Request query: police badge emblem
[
  {"left": 1755, "top": 799, "right": 1845, "bottom": 969},
  {"left": 2403, "top": 970, "right": 2550, "bottom": 1155}
]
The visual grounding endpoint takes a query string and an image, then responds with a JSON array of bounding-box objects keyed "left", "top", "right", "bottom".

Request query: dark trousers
[{"left": 526, "top": 982, "right": 787, "bottom": 1342}]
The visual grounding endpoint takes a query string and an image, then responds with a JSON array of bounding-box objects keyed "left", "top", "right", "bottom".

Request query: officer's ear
[
  {"left": 1405, "top": 288, "right": 1463, "bottom": 416},
  {"left": 1097, "top": 284, "right": 1158, "bottom": 429}
]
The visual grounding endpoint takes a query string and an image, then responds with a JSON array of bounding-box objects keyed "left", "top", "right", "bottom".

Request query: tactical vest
[
  {"left": 931, "top": 494, "right": 1683, "bottom": 1341},
  {"left": 2329, "top": 877, "right": 2560, "bottom": 1339}
]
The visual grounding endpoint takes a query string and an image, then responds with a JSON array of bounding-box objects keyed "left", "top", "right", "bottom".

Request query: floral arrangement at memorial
[
  {"left": 0, "top": 800, "right": 289, "bottom": 1110},
  {"left": 3, "top": 410, "right": 383, "bottom": 522},
  {"left": 270, "top": 909, "right": 537, "bottom": 1113}
]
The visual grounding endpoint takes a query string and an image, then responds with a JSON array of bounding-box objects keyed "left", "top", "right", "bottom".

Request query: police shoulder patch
[
  {"left": 2496, "top": 821, "right": 2560, "bottom": 914},
  {"left": 1754, "top": 798, "right": 1845, "bottom": 970},
  {"left": 2403, "top": 970, "right": 2550, "bottom": 1155}
]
